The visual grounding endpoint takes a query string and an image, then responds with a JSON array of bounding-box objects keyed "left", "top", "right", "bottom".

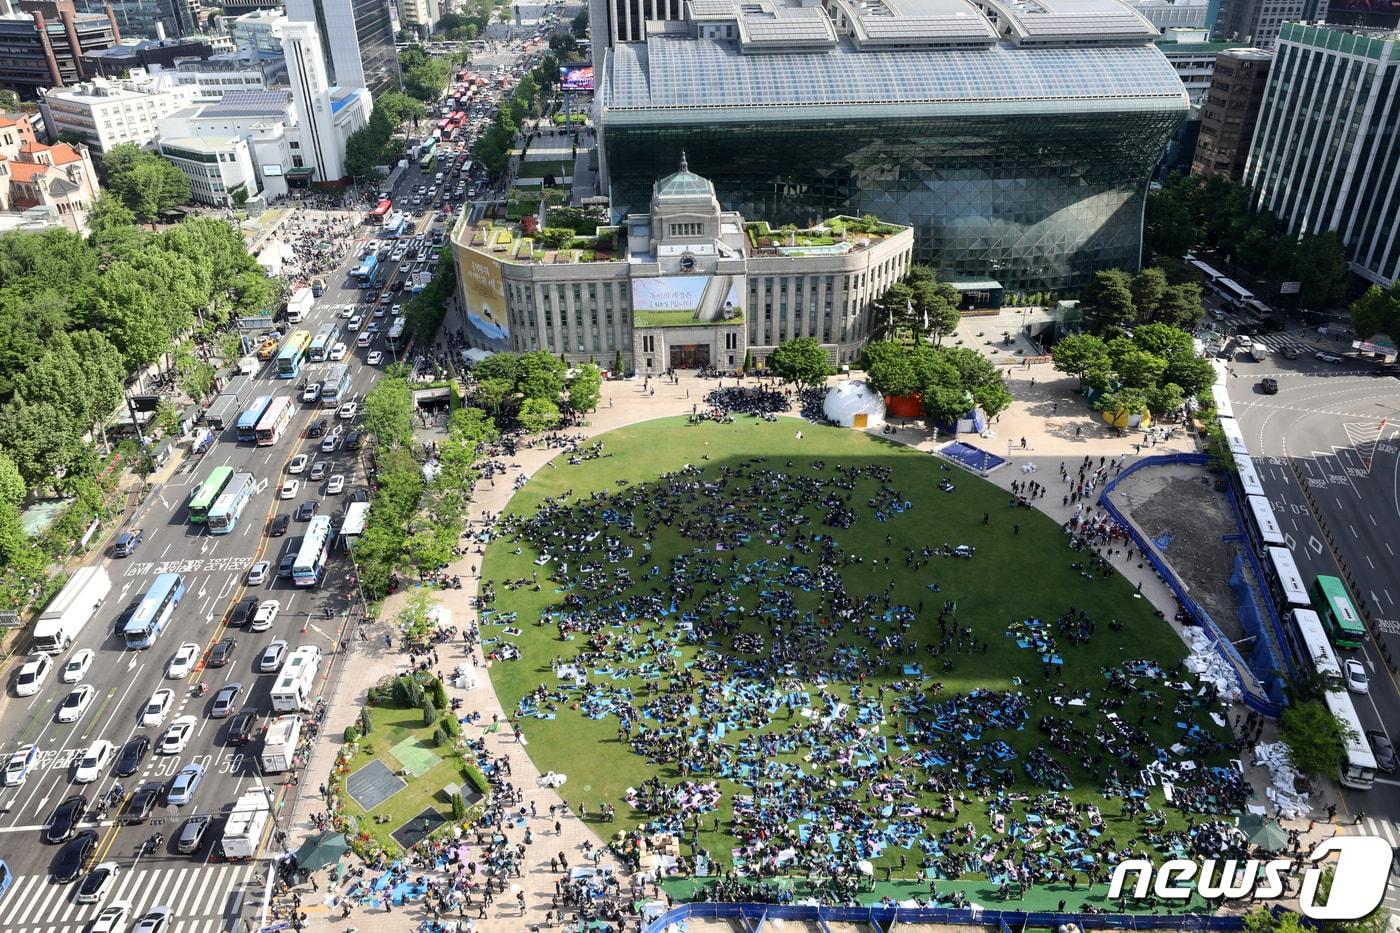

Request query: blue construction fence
[
  {"left": 642, "top": 902, "right": 1249, "bottom": 933},
  {"left": 1229, "top": 555, "right": 1289, "bottom": 705},
  {"left": 1097, "top": 453, "right": 1284, "bottom": 719},
  {"left": 1220, "top": 484, "right": 1301, "bottom": 676}
]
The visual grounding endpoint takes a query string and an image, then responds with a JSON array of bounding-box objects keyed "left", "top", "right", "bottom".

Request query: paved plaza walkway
[{"left": 268, "top": 355, "right": 1344, "bottom": 931}]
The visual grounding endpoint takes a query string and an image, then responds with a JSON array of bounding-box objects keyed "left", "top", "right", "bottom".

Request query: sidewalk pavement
[{"left": 274, "top": 365, "right": 1337, "bottom": 929}]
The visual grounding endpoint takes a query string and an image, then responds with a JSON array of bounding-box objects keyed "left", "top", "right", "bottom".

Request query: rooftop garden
[
  {"left": 746, "top": 214, "right": 904, "bottom": 253},
  {"left": 466, "top": 217, "right": 622, "bottom": 264}
]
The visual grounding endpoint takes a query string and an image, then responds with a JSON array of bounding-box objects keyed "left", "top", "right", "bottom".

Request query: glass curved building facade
[{"left": 597, "top": 0, "right": 1190, "bottom": 292}]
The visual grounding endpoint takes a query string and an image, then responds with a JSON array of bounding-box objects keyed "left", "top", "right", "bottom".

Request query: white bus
[
  {"left": 1187, "top": 256, "right": 1226, "bottom": 284},
  {"left": 1246, "top": 495, "right": 1286, "bottom": 547},
  {"left": 271, "top": 645, "right": 323, "bottom": 712},
  {"left": 1235, "top": 454, "right": 1265, "bottom": 497},
  {"left": 1267, "top": 546, "right": 1310, "bottom": 608},
  {"left": 1219, "top": 417, "right": 1248, "bottom": 457},
  {"left": 207, "top": 472, "right": 257, "bottom": 535},
  {"left": 1292, "top": 608, "right": 1377, "bottom": 789},
  {"left": 1216, "top": 277, "right": 1255, "bottom": 307}
]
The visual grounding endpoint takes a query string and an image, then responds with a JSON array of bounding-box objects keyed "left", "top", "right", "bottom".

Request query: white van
[{"left": 356, "top": 331, "right": 373, "bottom": 348}]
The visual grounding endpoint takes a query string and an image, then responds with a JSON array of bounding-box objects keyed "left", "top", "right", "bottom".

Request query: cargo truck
[
  {"left": 33, "top": 566, "right": 112, "bottom": 653},
  {"left": 259, "top": 714, "right": 303, "bottom": 773},
  {"left": 220, "top": 791, "right": 271, "bottom": 860},
  {"left": 285, "top": 287, "right": 314, "bottom": 324}
]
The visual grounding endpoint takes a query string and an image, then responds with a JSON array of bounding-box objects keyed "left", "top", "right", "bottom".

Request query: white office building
[
  {"left": 229, "top": 8, "right": 284, "bottom": 54},
  {"left": 276, "top": 17, "right": 370, "bottom": 183},
  {"left": 39, "top": 71, "right": 195, "bottom": 153},
  {"left": 157, "top": 134, "right": 257, "bottom": 205}
]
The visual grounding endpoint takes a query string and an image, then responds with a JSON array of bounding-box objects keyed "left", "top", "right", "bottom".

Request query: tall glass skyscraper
[
  {"left": 1245, "top": 23, "right": 1400, "bottom": 288},
  {"left": 285, "top": 0, "right": 398, "bottom": 97},
  {"left": 598, "top": 0, "right": 1189, "bottom": 292}
]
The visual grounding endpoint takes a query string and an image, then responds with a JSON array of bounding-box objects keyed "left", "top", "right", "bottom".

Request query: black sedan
[
  {"left": 295, "top": 500, "right": 318, "bottom": 521},
  {"left": 208, "top": 638, "right": 236, "bottom": 667},
  {"left": 54, "top": 830, "right": 98, "bottom": 883},
  {"left": 125, "top": 785, "right": 160, "bottom": 823},
  {"left": 229, "top": 596, "right": 259, "bottom": 627},
  {"left": 114, "top": 735, "right": 150, "bottom": 777},
  {"left": 44, "top": 794, "right": 88, "bottom": 844},
  {"left": 268, "top": 513, "right": 291, "bottom": 536}
]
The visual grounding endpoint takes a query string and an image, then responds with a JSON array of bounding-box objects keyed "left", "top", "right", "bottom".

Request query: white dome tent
[{"left": 823, "top": 381, "right": 886, "bottom": 429}]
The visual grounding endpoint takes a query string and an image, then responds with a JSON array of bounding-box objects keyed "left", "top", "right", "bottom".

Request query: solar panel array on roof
[
  {"left": 689, "top": 0, "right": 738, "bottom": 14},
  {"left": 204, "top": 89, "right": 293, "bottom": 117},
  {"left": 604, "top": 34, "right": 1186, "bottom": 110}
]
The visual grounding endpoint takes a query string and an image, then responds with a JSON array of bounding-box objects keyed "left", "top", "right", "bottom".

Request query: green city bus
[
  {"left": 188, "top": 465, "right": 234, "bottom": 524},
  {"left": 1314, "top": 574, "right": 1366, "bottom": 649}
]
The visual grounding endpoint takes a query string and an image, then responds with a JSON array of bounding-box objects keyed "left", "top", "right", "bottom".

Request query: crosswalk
[
  {"left": 0, "top": 862, "right": 256, "bottom": 933},
  {"left": 1354, "top": 818, "right": 1400, "bottom": 915}
]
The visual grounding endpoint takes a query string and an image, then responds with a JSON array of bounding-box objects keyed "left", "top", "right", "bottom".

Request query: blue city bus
[
  {"left": 124, "top": 573, "right": 186, "bottom": 649},
  {"left": 236, "top": 395, "right": 272, "bottom": 443},
  {"left": 0, "top": 859, "right": 11, "bottom": 901}
]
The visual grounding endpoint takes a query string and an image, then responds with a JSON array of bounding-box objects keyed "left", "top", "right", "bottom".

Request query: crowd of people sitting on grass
[{"left": 477, "top": 450, "right": 1252, "bottom": 906}]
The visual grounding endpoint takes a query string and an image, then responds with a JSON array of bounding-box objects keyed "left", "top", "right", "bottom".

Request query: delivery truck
[{"left": 32, "top": 566, "right": 112, "bottom": 653}]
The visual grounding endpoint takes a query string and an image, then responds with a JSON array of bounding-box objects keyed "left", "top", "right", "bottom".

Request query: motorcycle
[
  {"left": 193, "top": 681, "right": 209, "bottom": 697},
  {"left": 144, "top": 832, "right": 164, "bottom": 854}
]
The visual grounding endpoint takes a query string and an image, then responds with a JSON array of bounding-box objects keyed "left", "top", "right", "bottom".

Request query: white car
[
  {"left": 326, "top": 474, "right": 345, "bottom": 495},
  {"left": 158, "top": 716, "right": 196, "bottom": 755},
  {"left": 14, "top": 653, "right": 52, "bottom": 697},
  {"left": 167, "top": 643, "right": 200, "bottom": 679},
  {"left": 329, "top": 342, "right": 348, "bottom": 361},
  {"left": 338, "top": 402, "right": 358, "bottom": 420},
  {"left": 56, "top": 684, "right": 95, "bottom": 722},
  {"left": 1314, "top": 351, "right": 1343, "bottom": 363},
  {"left": 249, "top": 600, "right": 280, "bottom": 633},
  {"left": 1344, "top": 659, "right": 1370, "bottom": 694},
  {"left": 301, "top": 384, "right": 321, "bottom": 403},
  {"left": 73, "top": 739, "right": 115, "bottom": 783},
  {"left": 140, "top": 688, "right": 174, "bottom": 727},
  {"left": 287, "top": 454, "right": 309, "bottom": 474},
  {"left": 367, "top": 351, "right": 383, "bottom": 365},
  {"left": 246, "top": 561, "right": 270, "bottom": 586},
  {"left": 347, "top": 315, "right": 363, "bottom": 332},
  {"left": 61, "top": 648, "right": 95, "bottom": 683},
  {"left": 280, "top": 479, "right": 300, "bottom": 499},
  {"left": 89, "top": 901, "right": 131, "bottom": 932},
  {"left": 3, "top": 744, "right": 37, "bottom": 786},
  {"left": 340, "top": 303, "right": 357, "bottom": 316}
]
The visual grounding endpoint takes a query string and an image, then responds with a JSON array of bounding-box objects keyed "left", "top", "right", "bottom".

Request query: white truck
[
  {"left": 270, "top": 645, "right": 322, "bottom": 712},
  {"left": 259, "top": 714, "right": 303, "bottom": 773},
  {"left": 33, "top": 566, "right": 112, "bottom": 653},
  {"left": 285, "top": 287, "right": 314, "bottom": 324},
  {"left": 221, "top": 791, "right": 271, "bottom": 860}
]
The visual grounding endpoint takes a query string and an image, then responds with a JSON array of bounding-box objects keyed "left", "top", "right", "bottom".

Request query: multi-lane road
[
  {"left": 0, "top": 158, "right": 446, "bottom": 932},
  {"left": 1226, "top": 341, "right": 1400, "bottom": 826}
]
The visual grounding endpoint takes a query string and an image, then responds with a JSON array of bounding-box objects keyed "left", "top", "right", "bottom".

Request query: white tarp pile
[
  {"left": 1181, "top": 627, "right": 1243, "bottom": 703},
  {"left": 1253, "top": 741, "right": 1311, "bottom": 818}
]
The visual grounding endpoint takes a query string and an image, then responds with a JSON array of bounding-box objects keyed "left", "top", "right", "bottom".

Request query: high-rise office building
[
  {"left": 1191, "top": 46, "right": 1270, "bottom": 179},
  {"left": 277, "top": 17, "right": 372, "bottom": 182},
  {"left": 598, "top": 0, "right": 1190, "bottom": 292},
  {"left": 284, "top": 0, "right": 398, "bottom": 97},
  {"left": 1245, "top": 23, "right": 1400, "bottom": 287},
  {"left": 0, "top": 0, "right": 120, "bottom": 99},
  {"left": 1211, "top": 0, "right": 1301, "bottom": 47}
]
